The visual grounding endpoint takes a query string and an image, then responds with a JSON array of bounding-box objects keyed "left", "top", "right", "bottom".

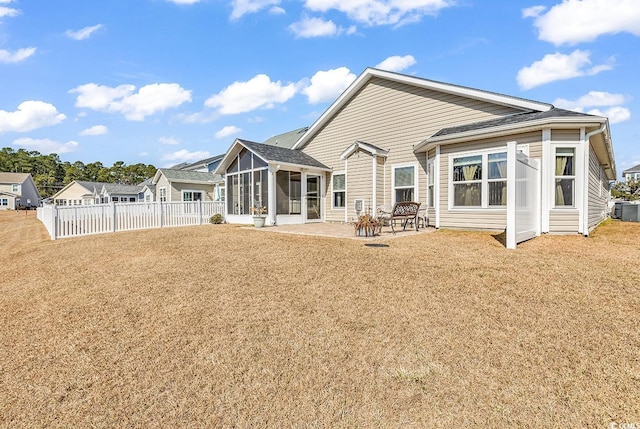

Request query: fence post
[
  {"left": 112, "top": 203, "right": 117, "bottom": 233},
  {"left": 506, "top": 141, "right": 517, "bottom": 249},
  {"left": 199, "top": 200, "right": 203, "bottom": 225},
  {"left": 52, "top": 205, "right": 58, "bottom": 240},
  {"left": 159, "top": 202, "right": 164, "bottom": 228}
]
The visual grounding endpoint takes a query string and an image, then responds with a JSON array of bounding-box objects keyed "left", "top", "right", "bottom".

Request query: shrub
[{"left": 210, "top": 213, "right": 224, "bottom": 224}]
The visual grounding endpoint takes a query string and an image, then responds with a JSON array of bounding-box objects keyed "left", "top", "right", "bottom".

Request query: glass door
[{"left": 306, "top": 175, "right": 321, "bottom": 221}]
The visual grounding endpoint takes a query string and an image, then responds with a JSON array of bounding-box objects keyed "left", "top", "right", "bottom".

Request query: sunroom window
[
  {"left": 555, "top": 147, "right": 575, "bottom": 207},
  {"left": 226, "top": 148, "right": 269, "bottom": 215}
]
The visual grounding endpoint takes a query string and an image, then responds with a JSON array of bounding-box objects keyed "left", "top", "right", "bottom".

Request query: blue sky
[{"left": 0, "top": 0, "right": 638, "bottom": 177}]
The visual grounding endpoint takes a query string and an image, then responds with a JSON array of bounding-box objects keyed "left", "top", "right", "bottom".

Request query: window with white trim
[
  {"left": 452, "top": 155, "right": 482, "bottom": 207},
  {"left": 332, "top": 173, "right": 345, "bottom": 209},
  {"left": 159, "top": 187, "right": 167, "bottom": 202},
  {"left": 487, "top": 152, "right": 507, "bottom": 206},
  {"left": 451, "top": 150, "right": 507, "bottom": 208},
  {"left": 393, "top": 165, "right": 416, "bottom": 203},
  {"left": 12, "top": 184, "right": 19, "bottom": 193},
  {"left": 1, "top": 198, "right": 7, "bottom": 206},
  {"left": 427, "top": 159, "right": 435, "bottom": 207},
  {"left": 555, "top": 147, "right": 575, "bottom": 207},
  {"left": 182, "top": 191, "right": 203, "bottom": 202}
]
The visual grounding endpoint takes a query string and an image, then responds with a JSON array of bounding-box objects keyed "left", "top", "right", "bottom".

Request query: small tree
[{"left": 611, "top": 180, "right": 640, "bottom": 201}]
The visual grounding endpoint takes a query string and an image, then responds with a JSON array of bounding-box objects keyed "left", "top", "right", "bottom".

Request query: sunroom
[{"left": 214, "top": 139, "right": 331, "bottom": 226}]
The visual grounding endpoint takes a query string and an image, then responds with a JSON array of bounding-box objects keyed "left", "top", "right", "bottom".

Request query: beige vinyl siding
[
  {"left": 300, "top": 77, "right": 525, "bottom": 215},
  {"left": 170, "top": 182, "right": 214, "bottom": 202},
  {"left": 345, "top": 151, "right": 374, "bottom": 218},
  {"left": 155, "top": 175, "right": 170, "bottom": 201},
  {"left": 587, "top": 143, "right": 610, "bottom": 230},
  {"left": 54, "top": 182, "right": 95, "bottom": 204},
  {"left": 549, "top": 210, "right": 579, "bottom": 233},
  {"left": 438, "top": 133, "right": 541, "bottom": 230},
  {"left": 376, "top": 157, "right": 386, "bottom": 210},
  {"left": 551, "top": 129, "right": 580, "bottom": 141}
]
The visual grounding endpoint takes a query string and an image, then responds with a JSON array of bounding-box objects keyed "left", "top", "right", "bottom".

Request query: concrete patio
[{"left": 246, "top": 222, "right": 435, "bottom": 240}]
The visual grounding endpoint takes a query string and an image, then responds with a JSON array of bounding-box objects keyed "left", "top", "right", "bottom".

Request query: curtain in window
[{"left": 555, "top": 156, "right": 568, "bottom": 205}]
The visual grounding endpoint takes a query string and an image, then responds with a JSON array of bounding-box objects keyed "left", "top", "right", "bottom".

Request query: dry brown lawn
[{"left": 1, "top": 210, "right": 639, "bottom": 428}]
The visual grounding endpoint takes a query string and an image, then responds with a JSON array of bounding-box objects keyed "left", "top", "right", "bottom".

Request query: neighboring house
[
  {"left": 622, "top": 163, "right": 640, "bottom": 182},
  {"left": 0, "top": 172, "right": 41, "bottom": 210},
  {"left": 181, "top": 154, "right": 225, "bottom": 173},
  {"left": 98, "top": 183, "right": 145, "bottom": 203},
  {"left": 215, "top": 67, "right": 616, "bottom": 236},
  {"left": 52, "top": 180, "right": 145, "bottom": 205},
  {"left": 263, "top": 127, "right": 309, "bottom": 149},
  {"left": 151, "top": 168, "right": 223, "bottom": 202}
]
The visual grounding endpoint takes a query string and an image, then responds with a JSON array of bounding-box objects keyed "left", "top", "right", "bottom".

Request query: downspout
[{"left": 583, "top": 123, "right": 606, "bottom": 236}]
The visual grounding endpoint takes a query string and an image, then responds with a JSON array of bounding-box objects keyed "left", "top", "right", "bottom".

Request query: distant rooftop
[{"left": 263, "top": 127, "right": 309, "bottom": 149}]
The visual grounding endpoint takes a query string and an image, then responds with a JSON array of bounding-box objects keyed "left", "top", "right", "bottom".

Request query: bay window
[
  {"left": 555, "top": 147, "right": 575, "bottom": 207},
  {"left": 488, "top": 152, "right": 507, "bottom": 206},
  {"left": 427, "top": 159, "right": 435, "bottom": 207},
  {"left": 451, "top": 151, "right": 507, "bottom": 208},
  {"left": 453, "top": 155, "right": 482, "bottom": 207}
]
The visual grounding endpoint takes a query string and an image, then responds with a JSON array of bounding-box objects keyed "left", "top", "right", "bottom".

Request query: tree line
[{"left": 1, "top": 147, "right": 157, "bottom": 198}]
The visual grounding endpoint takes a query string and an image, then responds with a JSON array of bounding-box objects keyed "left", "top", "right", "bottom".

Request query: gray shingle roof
[
  {"left": 239, "top": 139, "right": 329, "bottom": 170},
  {"left": 0, "top": 172, "right": 31, "bottom": 183},
  {"left": 623, "top": 163, "right": 640, "bottom": 174},
  {"left": 75, "top": 181, "right": 106, "bottom": 193},
  {"left": 432, "top": 108, "right": 598, "bottom": 138},
  {"left": 102, "top": 183, "right": 144, "bottom": 195},
  {"left": 158, "top": 168, "right": 219, "bottom": 183},
  {"left": 182, "top": 154, "right": 225, "bottom": 170},
  {"left": 263, "top": 127, "right": 309, "bottom": 149}
]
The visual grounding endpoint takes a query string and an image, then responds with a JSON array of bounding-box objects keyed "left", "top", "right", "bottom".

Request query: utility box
[{"left": 621, "top": 202, "right": 640, "bottom": 222}]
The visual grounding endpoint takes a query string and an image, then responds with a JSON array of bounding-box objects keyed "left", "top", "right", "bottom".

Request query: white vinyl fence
[
  {"left": 37, "top": 201, "right": 224, "bottom": 240},
  {"left": 506, "top": 141, "right": 541, "bottom": 249}
]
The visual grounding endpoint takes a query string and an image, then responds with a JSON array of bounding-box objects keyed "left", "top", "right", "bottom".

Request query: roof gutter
[{"left": 415, "top": 117, "right": 606, "bottom": 153}]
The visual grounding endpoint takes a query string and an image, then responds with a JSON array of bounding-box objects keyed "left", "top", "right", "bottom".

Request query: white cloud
[
  {"left": 0, "top": 47, "right": 36, "bottom": 63},
  {"left": 0, "top": 101, "right": 66, "bottom": 133},
  {"left": 66, "top": 24, "right": 103, "bottom": 41},
  {"left": 13, "top": 137, "right": 78, "bottom": 154},
  {"left": 215, "top": 125, "right": 242, "bottom": 139},
  {"left": 70, "top": 82, "right": 192, "bottom": 121},
  {"left": 375, "top": 54, "right": 416, "bottom": 72},
  {"left": 303, "top": 0, "right": 455, "bottom": 26},
  {"left": 231, "top": 0, "right": 280, "bottom": 20},
  {"left": 269, "top": 6, "right": 286, "bottom": 14},
  {"left": 516, "top": 50, "right": 613, "bottom": 90},
  {"left": 587, "top": 106, "right": 631, "bottom": 124},
  {"left": 553, "top": 91, "right": 631, "bottom": 124},
  {"left": 0, "top": 4, "right": 19, "bottom": 19},
  {"left": 521, "top": 5, "right": 546, "bottom": 18},
  {"left": 205, "top": 74, "right": 297, "bottom": 114},
  {"left": 161, "top": 149, "right": 211, "bottom": 163},
  {"left": 302, "top": 67, "right": 356, "bottom": 104},
  {"left": 289, "top": 16, "right": 340, "bottom": 38},
  {"left": 159, "top": 136, "right": 181, "bottom": 145},
  {"left": 79, "top": 124, "right": 108, "bottom": 136},
  {"left": 527, "top": 0, "right": 640, "bottom": 45},
  {"left": 554, "top": 91, "right": 627, "bottom": 110}
]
